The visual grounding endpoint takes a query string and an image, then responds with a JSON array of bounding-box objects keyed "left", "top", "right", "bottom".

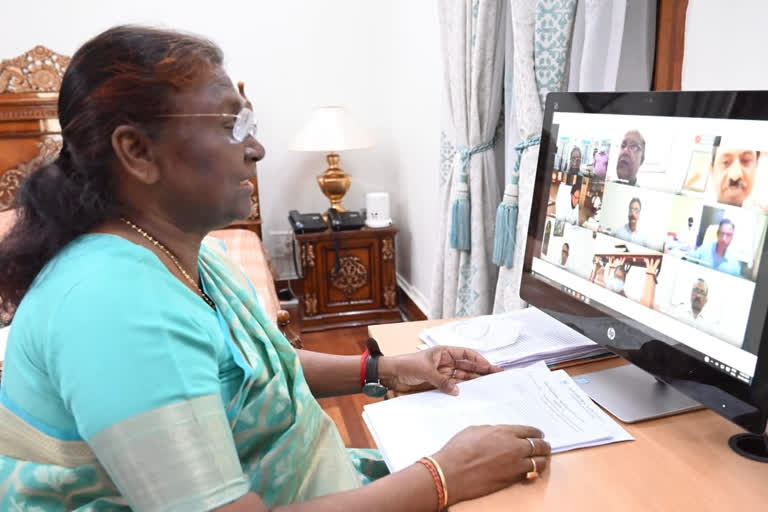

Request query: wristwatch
[{"left": 362, "top": 338, "right": 388, "bottom": 398}]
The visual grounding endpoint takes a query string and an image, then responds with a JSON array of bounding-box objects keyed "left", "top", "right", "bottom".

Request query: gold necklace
[{"left": 120, "top": 217, "right": 216, "bottom": 309}]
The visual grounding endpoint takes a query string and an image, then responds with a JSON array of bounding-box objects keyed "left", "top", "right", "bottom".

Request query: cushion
[{"left": 208, "top": 228, "right": 279, "bottom": 323}]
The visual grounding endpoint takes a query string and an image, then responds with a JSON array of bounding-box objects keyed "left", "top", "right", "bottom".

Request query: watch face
[{"left": 362, "top": 382, "right": 388, "bottom": 398}]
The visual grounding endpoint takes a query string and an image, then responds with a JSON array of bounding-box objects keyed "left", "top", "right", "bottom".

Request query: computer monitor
[{"left": 521, "top": 91, "right": 768, "bottom": 461}]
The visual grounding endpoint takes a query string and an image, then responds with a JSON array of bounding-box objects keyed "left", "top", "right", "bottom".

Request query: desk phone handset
[
  {"left": 327, "top": 208, "right": 365, "bottom": 231},
  {"left": 288, "top": 210, "right": 327, "bottom": 234}
]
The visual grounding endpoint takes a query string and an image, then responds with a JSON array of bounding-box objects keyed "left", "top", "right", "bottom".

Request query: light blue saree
[{"left": 0, "top": 235, "right": 387, "bottom": 511}]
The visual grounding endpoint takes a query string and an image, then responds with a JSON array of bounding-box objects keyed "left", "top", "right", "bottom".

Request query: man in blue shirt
[{"left": 688, "top": 219, "right": 742, "bottom": 277}]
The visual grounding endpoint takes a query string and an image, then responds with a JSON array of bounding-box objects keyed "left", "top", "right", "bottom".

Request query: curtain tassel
[
  {"left": 492, "top": 182, "right": 519, "bottom": 267},
  {"left": 449, "top": 196, "right": 471, "bottom": 251}
]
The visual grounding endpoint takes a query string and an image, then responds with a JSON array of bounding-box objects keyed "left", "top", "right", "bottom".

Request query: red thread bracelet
[{"left": 359, "top": 348, "right": 370, "bottom": 388}]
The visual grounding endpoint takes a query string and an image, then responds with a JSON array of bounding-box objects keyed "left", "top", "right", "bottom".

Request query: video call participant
[
  {"left": 561, "top": 243, "right": 570, "bottom": 267},
  {"left": 672, "top": 278, "right": 714, "bottom": 329},
  {"left": 616, "top": 130, "right": 645, "bottom": 186},
  {"left": 686, "top": 219, "right": 741, "bottom": 276},
  {"left": 568, "top": 146, "right": 582, "bottom": 174},
  {"left": 556, "top": 180, "right": 581, "bottom": 225},
  {"left": 710, "top": 145, "right": 760, "bottom": 207},
  {"left": 593, "top": 149, "right": 609, "bottom": 178},
  {"left": 679, "top": 216, "right": 696, "bottom": 251},
  {"left": 593, "top": 256, "right": 659, "bottom": 308},
  {"left": 615, "top": 197, "right": 650, "bottom": 247},
  {"left": 687, "top": 219, "right": 742, "bottom": 277}
]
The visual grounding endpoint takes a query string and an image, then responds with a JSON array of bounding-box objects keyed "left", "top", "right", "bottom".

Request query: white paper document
[
  {"left": 363, "top": 362, "right": 633, "bottom": 472},
  {"left": 419, "top": 307, "right": 608, "bottom": 368}
]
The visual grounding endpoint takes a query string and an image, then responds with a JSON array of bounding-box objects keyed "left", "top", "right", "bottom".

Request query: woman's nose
[{"left": 245, "top": 140, "right": 266, "bottom": 162}]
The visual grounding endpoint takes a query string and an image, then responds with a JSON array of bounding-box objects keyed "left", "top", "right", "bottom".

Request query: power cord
[{"left": 291, "top": 234, "right": 304, "bottom": 280}]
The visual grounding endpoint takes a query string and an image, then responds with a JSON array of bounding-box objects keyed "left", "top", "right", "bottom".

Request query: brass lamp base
[{"left": 317, "top": 152, "right": 351, "bottom": 212}]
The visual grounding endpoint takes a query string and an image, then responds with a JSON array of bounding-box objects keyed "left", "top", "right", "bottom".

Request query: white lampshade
[{"left": 291, "top": 106, "right": 372, "bottom": 152}]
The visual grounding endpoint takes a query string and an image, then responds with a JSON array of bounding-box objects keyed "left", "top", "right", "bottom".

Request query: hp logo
[{"left": 606, "top": 327, "right": 616, "bottom": 341}]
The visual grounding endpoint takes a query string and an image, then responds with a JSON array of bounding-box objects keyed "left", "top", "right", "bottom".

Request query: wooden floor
[{"left": 301, "top": 326, "right": 379, "bottom": 449}]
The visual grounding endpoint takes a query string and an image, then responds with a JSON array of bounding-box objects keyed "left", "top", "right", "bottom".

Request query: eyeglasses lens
[{"left": 233, "top": 108, "right": 257, "bottom": 142}]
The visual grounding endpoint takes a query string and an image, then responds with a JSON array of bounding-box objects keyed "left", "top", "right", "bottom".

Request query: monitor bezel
[{"left": 521, "top": 91, "right": 768, "bottom": 435}]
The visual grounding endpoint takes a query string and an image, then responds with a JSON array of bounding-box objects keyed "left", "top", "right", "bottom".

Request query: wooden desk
[{"left": 368, "top": 320, "right": 768, "bottom": 512}]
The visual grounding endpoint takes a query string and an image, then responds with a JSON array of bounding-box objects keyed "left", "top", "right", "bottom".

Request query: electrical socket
[{"left": 269, "top": 230, "right": 298, "bottom": 280}]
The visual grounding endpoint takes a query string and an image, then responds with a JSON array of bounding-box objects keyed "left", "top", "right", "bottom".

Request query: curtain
[
  {"left": 430, "top": 0, "right": 507, "bottom": 318},
  {"left": 492, "top": 0, "right": 656, "bottom": 313},
  {"left": 493, "top": 0, "right": 578, "bottom": 312}
]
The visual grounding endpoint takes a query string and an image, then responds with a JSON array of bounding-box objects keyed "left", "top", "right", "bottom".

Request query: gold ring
[
  {"left": 451, "top": 368, "right": 457, "bottom": 379},
  {"left": 526, "top": 457, "right": 539, "bottom": 480},
  {"left": 526, "top": 437, "right": 536, "bottom": 457}
]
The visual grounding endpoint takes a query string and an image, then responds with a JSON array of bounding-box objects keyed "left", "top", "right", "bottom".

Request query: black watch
[{"left": 362, "top": 338, "right": 388, "bottom": 398}]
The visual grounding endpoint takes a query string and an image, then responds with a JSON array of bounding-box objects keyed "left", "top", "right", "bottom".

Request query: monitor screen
[{"left": 522, "top": 91, "right": 768, "bottom": 435}]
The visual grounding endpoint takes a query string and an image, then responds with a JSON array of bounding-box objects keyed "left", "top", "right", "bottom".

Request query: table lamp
[{"left": 291, "top": 106, "right": 372, "bottom": 211}]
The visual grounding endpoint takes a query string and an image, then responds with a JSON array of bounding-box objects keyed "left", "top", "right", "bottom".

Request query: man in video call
[
  {"left": 689, "top": 278, "right": 710, "bottom": 322},
  {"left": 669, "top": 278, "right": 712, "bottom": 325},
  {"left": 710, "top": 144, "right": 760, "bottom": 207},
  {"left": 679, "top": 216, "right": 696, "bottom": 251},
  {"left": 616, "top": 130, "right": 645, "bottom": 186},
  {"left": 615, "top": 197, "right": 650, "bottom": 246},
  {"left": 560, "top": 242, "right": 570, "bottom": 267},
  {"left": 556, "top": 180, "right": 581, "bottom": 225},
  {"left": 688, "top": 219, "right": 742, "bottom": 277}
]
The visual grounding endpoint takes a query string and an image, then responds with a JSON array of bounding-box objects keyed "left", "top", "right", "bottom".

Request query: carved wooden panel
[
  {"left": 0, "top": 46, "right": 70, "bottom": 93},
  {"left": 329, "top": 255, "right": 369, "bottom": 300},
  {"left": 0, "top": 136, "right": 61, "bottom": 210},
  {"left": 295, "top": 226, "right": 401, "bottom": 332},
  {"left": 0, "top": 46, "right": 66, "bottom": 212}
]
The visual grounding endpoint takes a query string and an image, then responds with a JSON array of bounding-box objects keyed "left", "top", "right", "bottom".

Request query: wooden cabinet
[{"left": 295, "top": 226, "right": 401, "bottom": 331}]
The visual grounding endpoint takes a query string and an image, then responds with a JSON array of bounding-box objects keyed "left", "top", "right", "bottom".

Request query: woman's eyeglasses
[{"left": 155, "top": 107, "right": 258, "bottom": 143}]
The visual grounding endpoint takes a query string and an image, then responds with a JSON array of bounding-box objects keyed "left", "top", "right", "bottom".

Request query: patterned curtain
[
  {"left": 492, "top": 0, "right": 656, "bottom": 313},
  {"left": 493, "top": 0, "right": 578, "bottom": 312},
  {"left": 430, "top": 0, "right": 507, "bottom": 318}
]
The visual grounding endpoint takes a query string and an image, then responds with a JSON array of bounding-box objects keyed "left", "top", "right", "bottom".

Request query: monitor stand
[
  {"left": 728, "top": 433, "right": 768, "bottom": 462},
  {"left": 573, "top": 364, "right": 702, "bottom": 423}
]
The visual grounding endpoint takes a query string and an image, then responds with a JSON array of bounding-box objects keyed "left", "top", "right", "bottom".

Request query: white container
[{"left": 365, "top": 192, "right": 392, "bottom": 228}]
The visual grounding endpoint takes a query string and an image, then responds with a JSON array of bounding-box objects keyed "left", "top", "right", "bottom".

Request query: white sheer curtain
[
  {"left": 430, "top": 0, "right": 507, "bottom": 318},
  {"left": 492, "top": 0, "right": 656, "bottom": 313}
]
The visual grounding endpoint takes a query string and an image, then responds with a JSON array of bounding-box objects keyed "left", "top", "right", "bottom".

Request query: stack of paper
[
  {"left": 419, "top": 307, "right": 609, "bottom": 368},
  {"left": 363, "top": 362, "right": 633, "bottom": 472}
]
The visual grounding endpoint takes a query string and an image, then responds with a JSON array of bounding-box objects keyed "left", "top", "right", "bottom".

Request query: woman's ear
[{"left": 111, "top": 125, "right": 160, "bottom": 184}]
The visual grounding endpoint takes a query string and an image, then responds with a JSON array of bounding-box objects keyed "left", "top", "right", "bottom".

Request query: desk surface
[{"left": 368, "top": 320, "right": 768, "bottom": 512}]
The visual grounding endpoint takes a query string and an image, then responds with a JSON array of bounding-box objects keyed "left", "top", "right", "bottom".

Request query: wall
[
  {"left": 682, "top": 0, "right": 768, "bottom": 90},
  {"left": 1, "top": 0, "right": 441, "bottom": 314},
  {"left": 387, "top": 0, "right": 441, "bottom": 314}
]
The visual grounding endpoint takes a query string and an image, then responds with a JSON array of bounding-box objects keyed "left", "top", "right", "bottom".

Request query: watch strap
[
  {"left": 365, "top": 350, "right": 380, "bottom": 384},
  {"left": 367, "top": 337, "right": 383, "bottom": 357}
]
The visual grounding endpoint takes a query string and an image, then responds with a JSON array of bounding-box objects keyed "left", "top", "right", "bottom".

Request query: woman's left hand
[{"left": 378, "top": 347, "right": 502, "bottom": 395}]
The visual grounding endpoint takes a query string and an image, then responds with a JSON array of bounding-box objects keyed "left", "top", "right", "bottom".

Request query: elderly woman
[{"left": 0, "top": 26, "right": 549, "bottom": 511}]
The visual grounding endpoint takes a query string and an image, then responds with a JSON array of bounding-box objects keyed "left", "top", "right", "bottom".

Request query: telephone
[
  {"left": 327, "top": 208, "right": 365, "bottom": 231},
  {"left": 288, "top": 210, "right": 327, "bottom": 234}
]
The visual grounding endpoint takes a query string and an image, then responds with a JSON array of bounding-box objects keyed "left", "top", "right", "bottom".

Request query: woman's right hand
[{"left": 432, "top": 425, "right": 551, "bottom": 505}]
